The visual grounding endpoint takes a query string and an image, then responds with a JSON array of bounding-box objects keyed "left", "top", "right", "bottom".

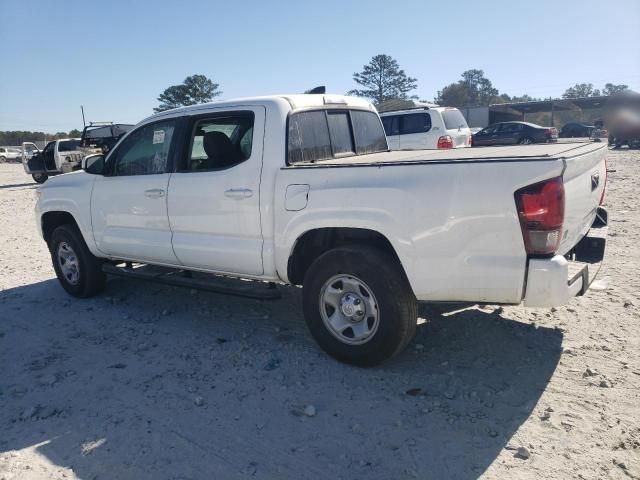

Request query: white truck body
[{"left": 34, "top": 94, "right": 608, "bottom": 364}]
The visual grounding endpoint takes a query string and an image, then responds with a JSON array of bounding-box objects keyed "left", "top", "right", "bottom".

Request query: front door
[
  {"left": 90, "top": 118, "right": 180, "bottom": 265},
  {"left": 42, "top": 141, "right": 56, "bottom": 171},
  {"left": 167, "top": 107, "right": 265, "bottom": 275}
]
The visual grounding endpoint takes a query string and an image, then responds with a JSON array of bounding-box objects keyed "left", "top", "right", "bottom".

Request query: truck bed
[{"left": 292, "top": 141, "right": 606, "bottom": 167}]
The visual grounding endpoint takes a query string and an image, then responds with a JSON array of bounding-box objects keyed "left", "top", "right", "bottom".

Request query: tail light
[
  {"left": 437, "top": 135, "right": 454, "bottom": 149},
  {"left": 514, "top": 177, "right": 565, "bottom": 256},
  {"left": 544, "top": 128, "right": 557, "bottom": 137},
  {"left": 467, "top": 135, "right": 472, "bottom": 146}
]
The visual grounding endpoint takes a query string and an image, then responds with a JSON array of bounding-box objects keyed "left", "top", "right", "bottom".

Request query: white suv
[
  {"left": 380, "top": 107, "right": 471, "bottom": 150},
  {"left": 0, "top": 146, "right": 23, "bottom": 163}
]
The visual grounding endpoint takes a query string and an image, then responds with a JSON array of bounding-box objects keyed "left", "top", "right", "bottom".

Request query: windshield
[
  {"left": 442, "top": 109, "right": 469, "bottom": 130},
  {"left": 58, "top": 140, "right": 81, "bottom": 152}
]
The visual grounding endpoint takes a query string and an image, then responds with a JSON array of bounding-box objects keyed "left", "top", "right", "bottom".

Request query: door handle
[
  {"left": 224, "top": 188, "right": 253, "bottom": 199},
  {"left": 144, "top": 188, "right": 165, "bottom": 199}
]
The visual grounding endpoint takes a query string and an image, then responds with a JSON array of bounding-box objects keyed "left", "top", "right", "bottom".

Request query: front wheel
[
  {"left": 49, "top": 225, "right": 106, "bottom": 298},
  {"left": 32, "top": 173, "right": 48, "bottom": 183},
  {"left": 519, "top": 137, "right": 534, "bottom": 145},
  {"left": 302, "top": 247, "right": 417, "bottom": 366},
  {"left": 0, "top": 156, "right": 6, "bottom": 163}
]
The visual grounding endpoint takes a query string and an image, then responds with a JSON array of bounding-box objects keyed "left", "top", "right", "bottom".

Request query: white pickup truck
[
  {"left": 22, "top": 139, "right": 85, "bottom": 183},
  {"left": 35, "top": 94, "right": 608, "bottom": 365}
]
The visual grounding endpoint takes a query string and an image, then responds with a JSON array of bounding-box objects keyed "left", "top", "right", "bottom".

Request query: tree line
[
  {"left": 0, "top": 129, "right": 82, "bottom": 147},
  {"left": 154, "top": 55, "right": 630, "bottom": 112},
  {"left": 2, "top": 55, "right": 630, "bottom": 142}
]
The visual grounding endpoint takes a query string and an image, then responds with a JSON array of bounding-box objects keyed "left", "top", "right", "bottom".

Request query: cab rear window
[{"left": 288, "top": 109, "right": 387, "bottom": 164}]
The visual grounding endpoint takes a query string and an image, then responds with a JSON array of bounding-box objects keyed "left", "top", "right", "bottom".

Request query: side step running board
[{"left": 102, "top": 263, "right": 281, "bottom": 300}]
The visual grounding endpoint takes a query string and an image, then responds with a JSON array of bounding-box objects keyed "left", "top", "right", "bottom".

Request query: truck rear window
[
  {"left": 441, "top": 109, "right": 468, "bottom": 130},
  {"left": 288, "top": 109, "right": 387, "bottom": 164}
]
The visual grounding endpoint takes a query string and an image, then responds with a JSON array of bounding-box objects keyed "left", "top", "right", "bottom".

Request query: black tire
[
  {"left": 32, "top": 173, "right": 48, "bottom": 183},
  {"left": 49, "top": 224, "right": 106, "bottom": 298},
  {"left": 518, "top": 137, "right": 534, "bottom": 145},
  {"left": 302, "top": 246, "right": 417, "bottom": 366},
  {"left": 0, "top": 156, "right": 6, "bottom": 163}
]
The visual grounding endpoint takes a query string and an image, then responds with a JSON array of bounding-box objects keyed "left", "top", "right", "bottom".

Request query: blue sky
[{"left": 1, "top": 0, "right": 639, "bottom": 132}]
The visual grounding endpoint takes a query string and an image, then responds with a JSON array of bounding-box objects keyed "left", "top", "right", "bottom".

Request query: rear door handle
[
  {"left": 224, "top": 188, "right": 253, "bottom": 199},
  {"left": 144, "top": 188, "right": 165, "bottom": 199}
]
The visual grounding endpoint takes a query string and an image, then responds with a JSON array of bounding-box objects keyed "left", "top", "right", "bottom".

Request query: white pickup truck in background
[
  {"left": 34, "top": 94, "right": 608, "bottom": 365},
  {"left": 22, "top": 138, "right": 84, "bottom": 183}
]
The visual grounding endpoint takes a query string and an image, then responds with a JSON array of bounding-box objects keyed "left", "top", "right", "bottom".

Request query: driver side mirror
[{"left": 82, "top": 154, "right": 105, "bottom": 175}]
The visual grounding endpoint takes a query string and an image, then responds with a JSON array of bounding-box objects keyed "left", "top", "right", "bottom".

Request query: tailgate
[{"left": 558, "top": 144, "right": 607, "bottom": 255}]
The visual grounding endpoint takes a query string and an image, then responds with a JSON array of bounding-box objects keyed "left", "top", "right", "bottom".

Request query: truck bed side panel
[{"left": 275, "top": 159, "right": 564, "bottom": 303}]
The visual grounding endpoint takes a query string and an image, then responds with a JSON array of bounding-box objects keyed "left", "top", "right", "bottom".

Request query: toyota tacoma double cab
[{"left": 35, "top": 94, "right": 608, "bottom": 365}]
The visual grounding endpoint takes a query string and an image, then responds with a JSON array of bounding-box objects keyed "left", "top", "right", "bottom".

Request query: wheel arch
[
  {"left": 41, "top": 211, "right": 81, "bottom": 244},
  {"left": 286, "top": 227, "right": 408, "bottom": 287}
]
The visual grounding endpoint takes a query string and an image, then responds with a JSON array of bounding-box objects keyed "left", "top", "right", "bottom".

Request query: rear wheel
[
  {"left": 519, "top": 137, "right": 534, "bottom": 145},
  {"left": 302, "top": 246, "right": 417, "bottom": 366},
  {"left": 49, "top": 225, "right": 106, "bottom": 298},
  {"left": 32, "top": 173, "right": 48, "bottom": 183}
]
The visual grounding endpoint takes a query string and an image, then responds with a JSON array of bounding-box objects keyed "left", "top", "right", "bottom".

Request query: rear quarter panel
[{"left": 275, "top": 158, "right": 563, "bottom": 303}]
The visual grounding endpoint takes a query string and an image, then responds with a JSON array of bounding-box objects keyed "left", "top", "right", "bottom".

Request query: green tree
[
  {"left": 348, "top": 54, "right": 418, "bottom": 104},
  {"left": 435, "top": 69, "right": 500, "bottom": 107},
  {"left": 602, "top": 83, "right": 629, "bottom": 96},
  {"left": 68, "top": 128, "right": 82, "bottom": 137},
  {"left": 562, "top": 83, "right": 601, "bottom": 98},
  {"left": 154, "top": 74, "right": 222, "bottom": 113}
]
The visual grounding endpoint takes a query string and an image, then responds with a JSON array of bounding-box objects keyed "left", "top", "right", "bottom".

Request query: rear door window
[
  {"left": 185, "top": 113, "right": 254, "bottom": 171},
  {"left": 442, "top": 109, "right": 468, "bottom": 130},
  {"left": 400, "top": 113, "right": 432, "bottom": 135},
  {"left": 58, "top": 140, "right": 81, "bottom": 152}
]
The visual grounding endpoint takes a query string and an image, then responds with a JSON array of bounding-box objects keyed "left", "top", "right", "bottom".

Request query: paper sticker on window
[{"left": 153, "top": 130, "right": 165, "bottom": 144}]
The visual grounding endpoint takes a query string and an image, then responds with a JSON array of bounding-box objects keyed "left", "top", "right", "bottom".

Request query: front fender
[{"left": 36, "top": 172, "right": 100, "bottom": 256}]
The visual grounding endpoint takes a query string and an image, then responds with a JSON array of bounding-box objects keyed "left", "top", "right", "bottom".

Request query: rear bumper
[{"left": 522, "top": 207, "right": 607, "bottom": 307}]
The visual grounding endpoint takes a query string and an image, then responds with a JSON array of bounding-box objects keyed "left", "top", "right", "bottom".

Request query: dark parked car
[
  {"left": 560, "top": 122, "right": 595, "bottom": 138},
  {"left": 472, "top": 122, "right": 558, "bottom": 146}
]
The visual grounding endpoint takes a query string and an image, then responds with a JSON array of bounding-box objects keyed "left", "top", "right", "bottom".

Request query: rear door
[
  {"left": 399, "top": 112, "right": 434, "bottom": 149},
  {"left": 381, "top": 115, "right": 400, "bottom": 150},
  {"left": 496, "top": 123, "right": 523, "bottom": 145},
  {"left": 167, "top": 107, "right": 265, "bottom": 275},
  {"left": 90, "top": 119, "right": 180, "bottom": 264}
]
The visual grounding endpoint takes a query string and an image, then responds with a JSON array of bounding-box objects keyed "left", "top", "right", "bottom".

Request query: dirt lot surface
[{"left": 0, "top": 150, "right": 638, "bottom": 480}]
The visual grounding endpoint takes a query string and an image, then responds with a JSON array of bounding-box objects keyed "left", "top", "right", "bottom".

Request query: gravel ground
[{"left": 0, "top": 150, "right": 638, "bottom": 480}]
